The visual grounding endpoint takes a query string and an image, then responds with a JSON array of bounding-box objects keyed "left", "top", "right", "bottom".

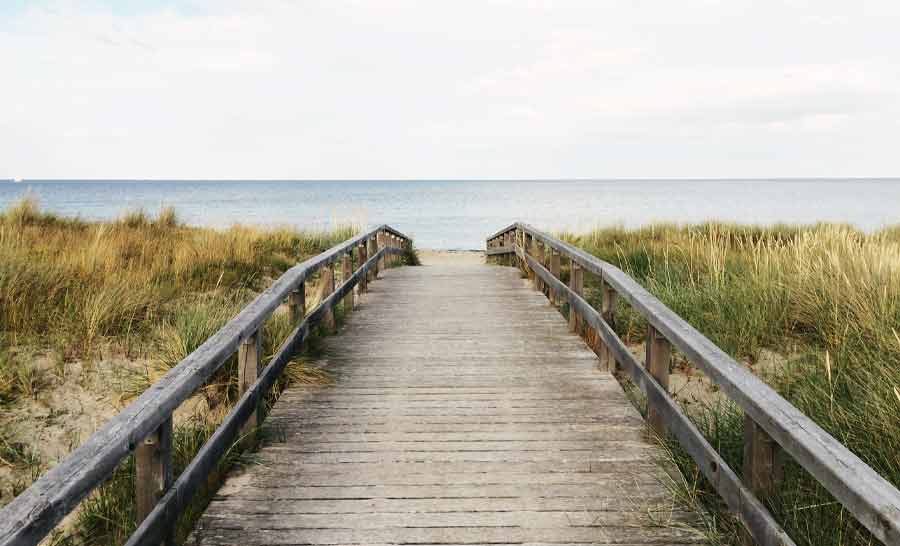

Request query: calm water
[{"left": 1, "top": 179, "right": 897, "bottom": 249}]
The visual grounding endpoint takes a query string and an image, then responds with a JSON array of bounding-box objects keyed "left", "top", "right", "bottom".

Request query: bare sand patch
[{"left": 417, "top": 249, "right": 485, "bottom": 266}]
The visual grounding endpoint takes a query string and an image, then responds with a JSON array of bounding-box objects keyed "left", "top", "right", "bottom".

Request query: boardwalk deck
[{"left": 189, "top": 257, "right": 703, "bottom": 545}]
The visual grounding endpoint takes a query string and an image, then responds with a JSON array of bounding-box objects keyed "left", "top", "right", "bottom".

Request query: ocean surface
[{"left": 1, "top": 179, "right": 897, "bottom": 249}]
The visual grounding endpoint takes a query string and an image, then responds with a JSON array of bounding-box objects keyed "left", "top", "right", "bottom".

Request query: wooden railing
[
  {"left": 486, "top": 222, "right": 900, "bottom": 546},
  {"left": 0, "top": 226, "right": 411, "bottom": 546}
]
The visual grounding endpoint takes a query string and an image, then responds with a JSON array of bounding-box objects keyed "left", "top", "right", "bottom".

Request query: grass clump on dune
[
  {"left": 564, "top": 222, "right": 900, "bottom": 545},
  {"left": 0, "top": 197, "right": 355, "bottom": 356},
  {"left": 0, "top": 198, "right": 355, "bottom": 542}
]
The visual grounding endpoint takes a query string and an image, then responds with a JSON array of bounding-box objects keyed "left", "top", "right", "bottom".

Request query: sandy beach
[{"left": 417, "top": 249, "right": 484, "bottom": 266}]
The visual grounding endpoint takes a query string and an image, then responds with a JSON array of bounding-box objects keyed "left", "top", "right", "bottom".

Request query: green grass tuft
[{"left": 567, "top": 221, "right": 900, "bottom": 545}]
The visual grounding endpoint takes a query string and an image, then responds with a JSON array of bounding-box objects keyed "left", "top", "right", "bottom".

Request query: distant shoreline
[{"left": 3, "top": 177, "right": 900, "bottom": 183}]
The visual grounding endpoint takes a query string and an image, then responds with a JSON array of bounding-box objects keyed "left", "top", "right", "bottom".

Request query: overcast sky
[{"left": 2, "top": 0, "right": 899, "bottom": 179}]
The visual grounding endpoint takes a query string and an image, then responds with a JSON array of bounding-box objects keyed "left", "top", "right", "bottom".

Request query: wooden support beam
[
  {"left": 377, "top": 232, "right": 386, "bottom": 272},
  {"left": 525, "top": 233, "right": 534, "bottom": 281},
  {"left": 744, "top": 416, "right": 783, "bottom": 498},
  {"left": 289, "top": 282, "right": 305, "bottom": 324},
  {"left": 342, "top": 252, "right": 354, "bottom": 315},
  {"left": 600, "top": 279, "right": 617, "bottom": 371},
  {"left": 569, "top": 261, "right": 583, "bottom": 333},
  {"left": 392, "top": 235, "right": 398, "bottom": 266},
  {"left": 321, "top": 264, "right": 336, "bottom": 331},
  {"left": 645, "top": 326, "right": 671, "bottom": 437},
  {"left": 549, "top": 249, "right": 561, "bottom": 305},
  {"left": 533, "top": 240, "right": 545, "bottom": 293},
  {"left": 357, "top": 244, "right": 367, "bottom": 292},
  {"left": 368, "top": 236, "right": 378, "bottom": 280},
  {"left": 238, "top": 331, "right": 261, "bottom": 445},
  {"left": 135, "top": 417, "right": 173, "bottom": 545},
  {"left": 388, "top": 235, "right": 394, "bottom": 266}
]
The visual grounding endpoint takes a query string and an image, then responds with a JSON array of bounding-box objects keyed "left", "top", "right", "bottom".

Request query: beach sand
[{"left": 418, "top": 249, "right": 485, "bottom": 266}]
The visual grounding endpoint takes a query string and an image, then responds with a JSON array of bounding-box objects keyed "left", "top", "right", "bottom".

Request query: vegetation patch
[
  {"left": 564, "top": 222, "right": 900, "bottom": 545},
  {"left": 0, "top": 198, "right": 355, "bottom": 542}
]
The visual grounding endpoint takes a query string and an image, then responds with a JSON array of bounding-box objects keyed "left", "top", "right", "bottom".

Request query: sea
[{"left": 1, "top": 179, "right": 897, "bottom": 250}]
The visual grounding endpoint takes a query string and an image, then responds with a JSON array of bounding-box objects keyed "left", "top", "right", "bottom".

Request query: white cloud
[{"left": 1, "top": 0, "right": 899, "bottom": 178}]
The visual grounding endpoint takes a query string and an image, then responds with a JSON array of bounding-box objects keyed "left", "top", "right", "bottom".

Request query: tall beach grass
[
  {"left": 0, "top": 197, "right": 357, "bottom": 542},
  {"left": 564, "top": 222, "right": 900, "bottom": 545}
]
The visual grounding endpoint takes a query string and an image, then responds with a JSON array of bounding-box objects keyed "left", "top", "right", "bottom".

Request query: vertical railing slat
[
  {"left": 342, "top": 252, "right": 354, "bottom": 315},
  {"left": 238, "top": 331, "right": 261, "bottom": 445},
  {"left": 645, "top": 326, "right": 671, "bottom": 437},
  {"left": 135, "top": 418, "right": 173, "bottom": 545}
]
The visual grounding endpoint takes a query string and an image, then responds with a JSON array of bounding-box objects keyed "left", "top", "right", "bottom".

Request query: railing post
[
  {"left": 388, "top": 235, "right": 394, "bottom": 266},
  {"left": 550, "top": 249, "right": 561, "bottom": 305},
  {"left": 135, "top": 417, "right": 173, "bottom": 545},
  {"left": 645, "top": 326, "right": 671, "bottom": 437},
  {"left": 342, "top": 252, "right": 354, "bottom": 315},
  {"left": 238, "top": 330, "right": 261, "bottom": 444},
  {"left": 368, "top": 236, "right": 378, "bottom": 280},
  {"left": 359, "top": 241, "right": 369, "bottom": 290},
  {"left": 514, "top": 229, "right": 522, "bottom": 269},
  {"left": 524, "top": 233, "right": 534, "bottom": 281},
  {"left": 533, "top": 239, "right": 545, "bottom": 293},
  {"left": 289, "top": 281, "right": 305, "bottom": 324},
  {"left": 386, "top": 234, "right": 392, "bottom": 267},
  {"left": 569, "top": 261, "right": 583, "bottom": 334},
  {"left": 392, "top": 234, "right": 399, "bottom": 266},
  {"left": 744, "top": 416, "right": 783, "bottom": 498},
  {"left": 377, "top": 232, "right": 386, "bottom": 272},
  {"left": 600, "top": 278, "right": 617, "bottom": 371},
  {"left": 321, "top": 263, "right": 336, "bottom": 331}
]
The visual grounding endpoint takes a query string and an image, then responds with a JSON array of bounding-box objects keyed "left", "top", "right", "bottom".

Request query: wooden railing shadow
[
  {"left": 0, "top": 226, "right": 411, "bottom": 546},
  {"left": 487, "top": 222, "right": 900, "bottom": 546}
]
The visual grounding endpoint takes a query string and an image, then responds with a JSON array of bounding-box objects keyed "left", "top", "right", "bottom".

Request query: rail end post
[
  {"left": 238, "top": 331, "right": 262, "bottom": 446},
  {"left": 289, "top": 282, "right": 306, "bottom": 324},
  {"left": 342, "top": 252, "right": 354, "bottom": 315},
  {"left": 743, "top": 415, "right": 784, "bottom": 498},
  {"left": 321, "top": 263, "right": 336, "bottom": 331},
  {"left": 569, "top": 261, "right": 583, "bottom": 334},
  {"left": 645, "top": 326, "right": 671, "bottom": 438},
  {"left": 135, "top": 417, "right": 174, "bottom": 545}
]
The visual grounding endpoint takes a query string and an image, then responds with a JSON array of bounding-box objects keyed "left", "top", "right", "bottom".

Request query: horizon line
[{"left": 3, "top": 176, "right": 899, "bottom": 183}]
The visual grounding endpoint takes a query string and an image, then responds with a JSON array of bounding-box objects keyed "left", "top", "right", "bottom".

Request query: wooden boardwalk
[{"left": 190, "top": 258, "right": 702, "bottom": 545}]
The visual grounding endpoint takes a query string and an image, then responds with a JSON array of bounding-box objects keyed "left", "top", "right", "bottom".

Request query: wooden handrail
[
  {"left": 0, "top": 225, "right": 410, "bottom": 546},
  {"left": 486, "top": 222, "right": 900, "bottom": 546}
]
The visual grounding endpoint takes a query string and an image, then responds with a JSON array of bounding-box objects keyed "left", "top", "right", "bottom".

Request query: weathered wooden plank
[
  {"left": 208, "top": 483, "right": 682, "bottom": 508},
  {"left": 189, "top": 526, "right": 705, "bottom": 545},
  {"left": 198, "top": 510, "right": 699, "bottom": 529},
  {"left": 190, "top": 258, "right": 696, "bottom": 546},
  {"left": 236, "top": 467, "right": 669, "bottom": 485}
]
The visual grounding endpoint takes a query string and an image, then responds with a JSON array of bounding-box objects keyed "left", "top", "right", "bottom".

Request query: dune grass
[
  {"left": 0, "top": 197, "right": 358, "bottom": 543},
  {"left": 561, "top": 222, "right": 900, "bottom": 545},
  {"left": 0, "top": 195, "right": 354, "bottom": 358}
]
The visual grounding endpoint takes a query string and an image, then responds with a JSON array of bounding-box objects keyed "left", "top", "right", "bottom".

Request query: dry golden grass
[
  {"left": 567, "top": 222, "right": 900, "bottom": 545},
  {"left": 0, "top": 197, "right": 354, "bottom": 543},
  {"left": 0, "top": 196, "right": 355, "bottom": 356}
]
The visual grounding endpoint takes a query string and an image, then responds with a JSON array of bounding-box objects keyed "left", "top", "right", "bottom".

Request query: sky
[{"left": 2, "top": 0, "right": 899, "bottom": 179}]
